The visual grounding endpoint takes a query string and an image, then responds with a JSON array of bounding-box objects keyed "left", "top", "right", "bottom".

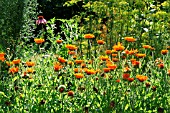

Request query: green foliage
[{"left": 0, "top": 0, "right": 38, "bottom": 59}]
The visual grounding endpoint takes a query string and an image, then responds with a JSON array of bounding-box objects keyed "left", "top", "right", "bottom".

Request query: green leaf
[
  {"left": 0, "top": 91, "right": 7, "bottom": 98},
  {"left": 125, "top": 104, "right": 129, "bottom": 110}
]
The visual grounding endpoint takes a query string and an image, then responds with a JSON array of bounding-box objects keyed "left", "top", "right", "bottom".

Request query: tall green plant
[{"left": 0, "top": 0, "right": 38, "bottom": 58}]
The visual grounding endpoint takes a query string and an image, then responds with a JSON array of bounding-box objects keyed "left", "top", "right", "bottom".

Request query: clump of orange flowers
[
  {"left": 123, "top": 67, "right": 131, "bottom": 73},
  {"left": 27, "top": 68, "right": 35, "bottom": 73},
  {"left": 26, "top": 61, "right": 35, "bottom": 67},
  {"left": 136, "top": 53, "right": 146, "bottom": 58},
  {"left": 106, "top": 64, "right": 117, "bottom": 70},
  {"left": 103, "top": 68, "right": 110, "bottom": 73},
  {"left": 68, "top": 51, "right": 76, "bottom": 55},
  {"left": 85, "top": 69, "right": 96, "bottom": 75},
  {"left": 12, "top": 59, "right": 21, "bottom": 65},
  {"left": 0, "top": 52, "right": 5, "bottom": 62},
  {"left": 9, "top": 67, "right": 19, "bottom": 74},
  {"left": 6, "top": 61, "right": 13, "bottom": 66},
  {"left": 99, "top": 56, "right": 109, "bottom": 61},
  {"left": 74, "top": 68, "right": 83, "bottom": 73},
  {"left": 116, "top": 79, "right": 121, "bottom": 83},
  {"left": 34, "top": 38, "right": 45, "bottom": 44},
  {"left": 143, "top": 45, "right": 152, "bottom": 49},
  {"left": 66, "top": 44, "right": 77, "bottom": 51},
  {"left": 56, "top": 40, "right": 62, "bottom": 44},
  {"left": 68, "top": 91, "right": 74, "bottom": 96},
  {"left": 136, "top": 75, "right": 148, "bottom": 82},
  {"left": 74, "top": 73, "right": 84, "bottom": 79},
  {"left": 97, "top": 40, "right": 105, "bottom": 45},
  {"left": 105, "top": 50, "right": 112, "bottom": 55},
  {"left": 75, "top": 60, "right": 84, "bottom": 64},
  {"left": 112, "top": 58, "right": 119, "bottom": 62},
  {"left": 125, "top": 49, "right": 138, "bottom": 55},
  {"left": 54, "top": 64, "right": 62, "bottom": 71},
  {"left": 113, "top": 42, "right": 125, "bottom": 51},
  {"left": 128, "top": 78, "right": 134, "bottom": 82},
  {"left": 84, "top": 34, "right": 95, "bottom": 39},
  {"left": 58, "top": 57, "right": 67, "bottom": 63},
  {"left": 123, "top": 73, "right": 130, "bottom": 80},
  {"left": 161, "top": 50, "right": 168, "bottom": 55},
  {"left": 124, "top": 37, "right": 136, "bottom": 42},
  {"left": 157, "top": 63, "right": 164, "bottom": 69},
  {"left": 167, "top": 69, "right": 170, "bottom": 76},
  {"left": 132, "top": 60, "right": 140, "bottom": 67}
]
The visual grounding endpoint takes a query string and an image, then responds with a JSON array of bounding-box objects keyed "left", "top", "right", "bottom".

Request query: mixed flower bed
[{"left": 0, "top": 0, "right": 170, "bottom": 113}]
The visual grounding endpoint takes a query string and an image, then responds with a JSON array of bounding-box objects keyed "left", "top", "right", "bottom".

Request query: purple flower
[{"left": 36, "top": 16, "right": 47, "bottom": 25}]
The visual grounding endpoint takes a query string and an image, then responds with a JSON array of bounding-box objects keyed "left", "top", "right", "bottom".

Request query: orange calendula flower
[
  {"left": 54, "top": 64, "right": 62, "bottom": 71},
  {"left": 68, "top": 91, "right": 74, "bottom": 96},
  {"left": 58, "top": 57, "right": 67, "bottom": 63},
  {"left": 113, "top": 42, "right": 125, "bottom": 51},
  {"left": 56, "top": 40, "right": 62, "bottom": 44},
  {"left": 132, "top": 61, "right": 140, "bottom": 67},
  {"left": 27, "top": 68, "right": 34, "bottom": 73},
  {"left": 85, "top": 69, "right": 96, "bottom": 75},
  {"left": 75, "top": 60, "right": 84, "bottom": 64},
  {"left": 99, "top": 56, "right": 109, "bottom": 61},
  {"left": 0, "top": 56, "right": 5, "bottom": 62},
  {"left": 67, "top": 61, "right": 74, "bottom": 65},
  {"left": 123, "top": 67, "right": 131, "bottom": 73},
  {"left": 6, "top": 61, "right": 13, "bottom": 66},
  {"left": 123, "top": 73, "right": 130, "bottom": 80},
  {"left": 106, "top": 64, "right": 117, "bottom": 70},
  {"left": 0, "top": 52, "right": 5, "bottom": 57},
  {"left": 12, "top": 59, "right": 21, "bottom": 65},
  {"left": 34, "top": 38, "right": 45, "bottom": 44},
  {"left": 68, "top": 51, "right": 76, "bottom": 55},
  {"left": 88, "top": 60, "right": 93, "bottom": 64},
  {"left": 105, "top": 50, "right": 112, "bottom": 54},
  {"left": 66, "top": 44, "right": 77, "bottom": 51},
  {"left": 112, "top": 54, "right": 117, "bottom": 57},
  {"left": 161, "top": 50, "right": 168, "bottom": 55},
  {"left": 157, "top": 63, "right": 164, "bottom": 69},
  {"left": 103, "top": 68, "right": 110, "bottom": 73},
  {"left": 26, "top": 61, "right": 35, "bottom": 67},
  {"left": 130, "top": 58, "right": 136, "bottom": 63},
  {"left": 124, "top": 50, "right": 129, "bottom": 55},
  {"left": 116, "top": 79, "right": 121, "bottom": 83},
  {"left": 9, "top": 67, "right": 19, "bottom": 74},
  {"left": 112, "top": 58, "right": 119, "bottom": 62},
  {"left": 128, "top": 49, "right": 138, "bottom": 55},
  {"left": 136, "top": 75, "right": 148, "bottom": 82},
  {"left": 0, "top": 53, "right": 5, "bottom": 61},
  {"left": 128, "top": 78, "right": 134, "bottom": 82},
  {"left": 167, "top": 69, "right": 170, "bottom": 76},
  {"left": 106, "top": 60, "right": 112, "bottom": 65},
  {"left": 72, "top": 55, "right": 77, "bottom": 59},
  {"left": 167, "top": 46, "right": 170, "bottom": 50},
  {"left": 84, "top": 34, "right": 95, "bottom": 39},
  {"left": 74, "top": 73, "right": 84, "bottom": 79},
  {"left": 136, "top": 53, "right": 146, "bottom": 58},
  {"left": 97, "top": 40, "right": 105, "bottom": 45},
  {"left": 74, "top": 68, "right": 83, "bottom": 73},
  {"left": 143, "top": 45, "right": 152, "bottom": 49},
  {"left": 81, "top": 63, "right": 86, "bottom": 68},
  {"left": 124, "top": 37, "right": 136, "bottom": 42}
]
